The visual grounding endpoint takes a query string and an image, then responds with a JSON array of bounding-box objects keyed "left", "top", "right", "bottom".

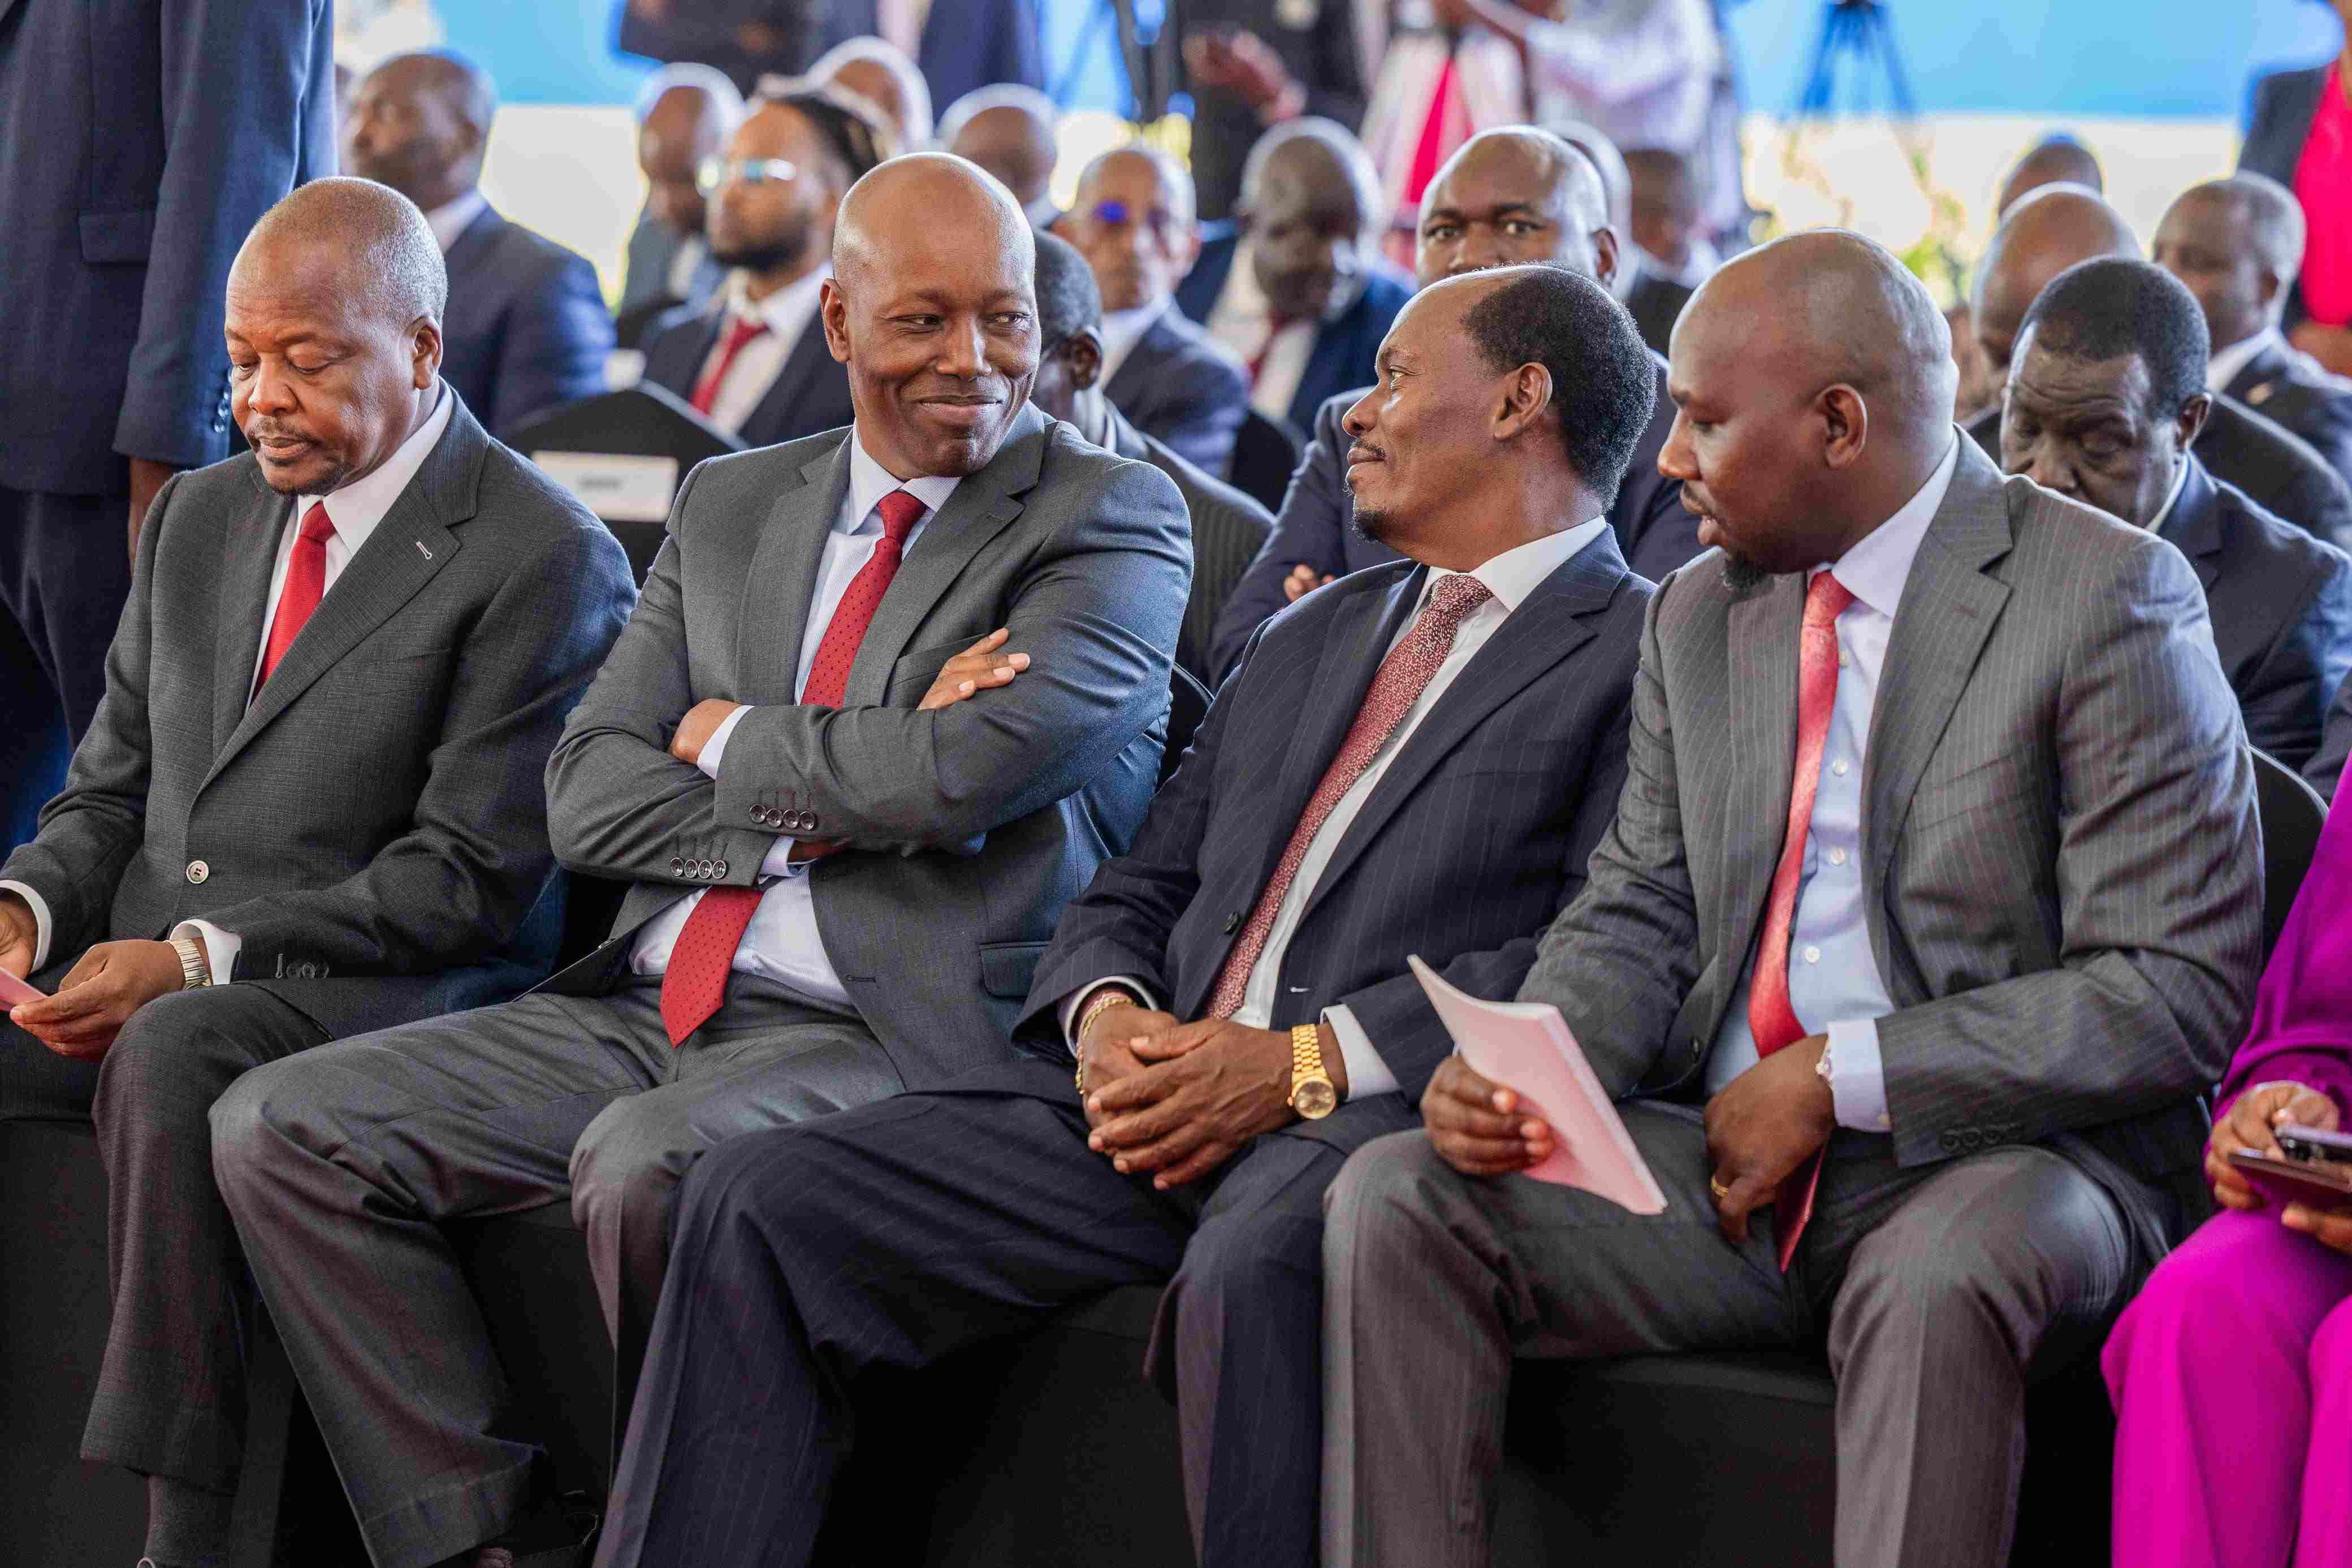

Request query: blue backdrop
[{"left": 440, "top": 0, "right": 2345, "bottom": 123}]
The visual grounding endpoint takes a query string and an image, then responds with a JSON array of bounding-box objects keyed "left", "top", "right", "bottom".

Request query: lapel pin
[{"left": 416, "top": 540, "right": 433, "bottom": 560}]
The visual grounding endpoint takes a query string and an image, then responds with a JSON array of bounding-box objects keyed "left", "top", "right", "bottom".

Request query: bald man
[
  {"left": 939, "top": 83, "right": 1061, "bottom": 215},
  {"left": 1995, "top": 132, "right": 2103, "bottom": 216},
  {"left": 1058, "top": 146, "right": 1250, "bottom": 475},
  {"left": 1326, "top": 230, "right": 2262, "bottom": 1568},
  {"left": 1209, "top": 124, "right": 1698, "bottom": 677},
  {"left": 0, "top": 177, "right": 633, "bottom": 1568},
  {"left": 1969, "top": 184, "right": 2352, "bottom": 549},
  {"left": 809, "top": 35, "right": 932, "bottom": 152},
  {"left": 1177, "top": 117, "right": 1413, "bottom": 435},
  {"left": 347, "top": 51, "right": 614, "bottom": 437},
  {"left": 212, "top": 155, "right": 1188, "bottom": 1568},
  {"left": 617, "top": 66, "right": 743, "bottom": 333},
  {"left": 2156, "top": 173, "right": 2352, "bottom": 491}
]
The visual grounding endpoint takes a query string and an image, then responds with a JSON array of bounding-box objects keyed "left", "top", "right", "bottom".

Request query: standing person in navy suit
[
  {"left": 641, "top": 92, "right": 884, "bottom": 448},
  {"left": 588, "top": 264, "right": 1660, "bottom": 1568},
  {"left": 0, "top": 0, "right": 335, "bottom": 848},
  {"left": 831, "top": 0, "right": 1048, "bottom": 119},
  {"left": 345, "top": 51, "right": 615, "bottom": 440}
]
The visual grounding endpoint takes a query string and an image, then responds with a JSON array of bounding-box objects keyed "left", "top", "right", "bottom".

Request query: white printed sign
[{"left": 533, "top": 452, "right": 680, "bottom": 525}]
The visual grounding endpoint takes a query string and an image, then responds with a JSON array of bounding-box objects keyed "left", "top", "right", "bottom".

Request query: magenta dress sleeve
[{"left": 2215, "top": 797, "right": 2352, "bottom": 1120}]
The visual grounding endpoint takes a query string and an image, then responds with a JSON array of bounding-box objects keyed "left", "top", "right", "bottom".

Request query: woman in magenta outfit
[{"left": 2104, "top": 794, "right": 2352, "bottom": 1568}]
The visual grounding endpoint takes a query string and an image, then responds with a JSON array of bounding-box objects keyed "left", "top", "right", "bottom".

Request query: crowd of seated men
[{"left": 4, "top": 19, "right": 2352, "bottom": 1568}]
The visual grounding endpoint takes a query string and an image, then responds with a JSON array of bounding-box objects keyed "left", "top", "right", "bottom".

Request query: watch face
[{"left": 1293, "top": 1077, "right": 1338, "bottom": 1120}]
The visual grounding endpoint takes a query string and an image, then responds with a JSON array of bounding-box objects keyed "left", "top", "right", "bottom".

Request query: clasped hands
[
  {"left": 1421, "top": 1034, "right": 1836, "bottom": 1246},
  {"left": 2208, "top": 1079, "right": 2352, "bottom": 1255},
  {"left": 1076, "top": 1002, "right": 1336, "bottom": 1190},
  {"left": 1, "top": 893, "right": 188, "bottom": 1062}
]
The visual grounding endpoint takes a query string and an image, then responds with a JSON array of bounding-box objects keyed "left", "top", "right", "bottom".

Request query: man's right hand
[
  {"left": 1076, "top": 1001, "right": 1181, "bottom": 1131},
  {"left": 2209, "top": 1079, "right": 2342, "bottom": 1211},
  {"left": 1282, "top": 564, "right": 1335, "bottom": 603},
  {"left": 0, "top": 893, "right": 36, "bottom": 982},
  {"left": 1422, "top": 1054, "right": 1554, "bottom": 1176},
  {"left": 918, "top": 629, "right": 1028, "bottom": 711}
]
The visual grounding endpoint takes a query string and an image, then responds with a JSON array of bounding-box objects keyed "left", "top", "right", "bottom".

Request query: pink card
[
  {"left": 1410, "top": 956, "right": 1667, "bottom": 1215},
  {"left": 0, "top": 969, "right": 45, "bottom": 1008}
]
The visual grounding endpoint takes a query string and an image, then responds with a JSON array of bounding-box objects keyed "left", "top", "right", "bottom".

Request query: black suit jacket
[
  {"left": 2225, "top": 335, "right": 2352, "bottom": 492},
  {"left": 1101, "top": 406, "right": 1273, "bottom": 686},
  {"left": 0, "top": 394, "right": 636, "bottom": 1039},
  {"left": 1011, "top": 531, "right": 1652, "bottom": 1121},
  {"left": 441, "top": 206, "right": 616, "bottom": 442},
  {"left": 2311, "top": 675, "right": 2350, "bottom": 800},
  {"left": 1208, "top": 356, "right": 1696, "bottom": 678},
  {"left": 2158, "top": 456, "right": 2352, "bottom": 776},
  {"left": 1625, "top": 267, "right": 1697, "bottom": 358},
  {"left": 1174, "top": 232, "right": 1415, "bottom": 433},
  {"left": 640, "top": 300, "right": 855, "bottom": 450},
  {"left": 1103, "top": 306, "right": 1252, "bottom": 479},
  {"left": 1968, "top": 398, "right": 2352, "bottom": 552},
  {"left": 2239, "top": 64, "right": 2330, "bottom": 329}
]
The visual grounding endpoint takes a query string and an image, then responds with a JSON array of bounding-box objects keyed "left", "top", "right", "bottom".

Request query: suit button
[
  {"left": 698, "top": 859, "right": 715, "bottom": 878},
  {"left": 804, "top": 815, "right": 820, "bottom": 832},
  {"left": 669, "top": 857, "right": 685, "bottom": 877},
  {"left": 1222, "top": 911, "right": 1240, "bottom": 935},
  {"left": 186, "top": 860, "right": 210, "bottom": 885},
  {"left": 713, "top": 859, "right": 729, "bottom": 878}
]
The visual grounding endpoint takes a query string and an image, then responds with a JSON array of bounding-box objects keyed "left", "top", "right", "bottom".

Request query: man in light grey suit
[
  {"left": 1322, "top": 231, "right": 2265, "bottom": 1568},
  {"left": 0, "top": 179, "right": 636, "bottom": 1568},
  {"left": 211, "top": 154, "right": 1190, "bottom": 1568}
]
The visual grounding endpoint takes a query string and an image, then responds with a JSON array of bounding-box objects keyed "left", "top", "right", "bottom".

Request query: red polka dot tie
[
  {"left": 253, "top": 502, "right": 335, "bottom": 694},
  {"left": 657, "top": 488, "right": 929, "bottom": 1047}
]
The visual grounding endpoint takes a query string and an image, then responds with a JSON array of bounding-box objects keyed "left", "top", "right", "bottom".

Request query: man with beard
[
  {"left": 1322, "top": 231, "right": 2263, "bottom": 1568},
  {"left": 583, "top": 264, "right": 1659, "bottom": 1568},
  {"left": 642, "top": 91, "right": 884, "bottom": 446}
]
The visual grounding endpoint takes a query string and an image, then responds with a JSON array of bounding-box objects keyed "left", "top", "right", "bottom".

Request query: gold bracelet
[{"left": 1075, "top": 990, "right": 1138, "bottom": 1091}]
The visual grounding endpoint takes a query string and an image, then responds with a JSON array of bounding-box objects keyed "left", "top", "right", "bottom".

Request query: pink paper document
[
  {"left": 0, "top": 969, "right": 45, "bottom": 1007},
  {"left": 1409, "top": 956, "right": 1667, "bottom": 1215}
]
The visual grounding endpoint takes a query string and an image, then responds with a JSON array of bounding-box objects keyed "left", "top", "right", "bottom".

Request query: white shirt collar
[
  {"left": 297, "top": 384, "right": 453, "bottom": 546},
  {"left": 1817, "top": 433, "right": 1959, "bottom": 621},
  {"left": 726, "top": 262, "right": 833, "bottom": 333},
  {"left": 1420, "top": 515, "right": 1611, "bottom": 614},
  {"left": 424, "top": 190, "right": 490, "bottom": 254},
  {"left": 2207, "top": 326, "right": 2281, "bottom": 393},
  {"left": 2148, "top": 454, "right": 2194, "bottom": 535},
  {"left": 1097, "top": 298, "right": 1171, "bottom": 387},
  {"left": 844, "top": 426, "right": 963, "bottom": 536}
]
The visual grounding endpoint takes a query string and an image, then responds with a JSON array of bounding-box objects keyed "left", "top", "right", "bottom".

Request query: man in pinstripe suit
[
  {"left": 588, "top": 264, "right": 1661, "bottom": 1568},
  {"left": 1323, "top": 231, "right": 2265, "bottom": 1568}
]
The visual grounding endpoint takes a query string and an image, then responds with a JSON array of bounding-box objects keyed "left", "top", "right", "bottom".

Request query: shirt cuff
[
  {"left": 758, "top": 838, "right": 804, "bottom": 880},
  {"left": 1061, "top": 977, "right": 1158, "bottom": 1051},
  {"left": 1322, "top": 1004, "right": 1398, "bottom": 1101},
  {"left": 172, "top": 920, "right": 241, "bottom": 985},
  {"left": 0, "top": 880, "right": 52, "bottom": 972},
  {"left": 1826, "top": 1017, "right": 1892, "bottom": 1133},
  {"left": 697, "top": 703, "right": 753, "bottom": 781}
]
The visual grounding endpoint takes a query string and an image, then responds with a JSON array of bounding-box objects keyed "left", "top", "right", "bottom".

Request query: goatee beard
[
  {"left": 712, "top": 228, "right": 811, "bottom": 275},
  {"left": 1349, "top": 504, "right": 1391, "bottom": 544}
]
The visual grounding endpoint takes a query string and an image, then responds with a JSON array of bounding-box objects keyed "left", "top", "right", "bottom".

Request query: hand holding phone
[
  {"left": 2277, "top": 1123, "right": 2352, "bottom": 1165},
  {"left": 2227, "top": 1149, "right": 2352, "bottom": 1212}
]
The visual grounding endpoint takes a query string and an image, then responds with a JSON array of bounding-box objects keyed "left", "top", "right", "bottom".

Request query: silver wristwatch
[{"left": 169, "top": 933, "right": 213, "bottom": 990}]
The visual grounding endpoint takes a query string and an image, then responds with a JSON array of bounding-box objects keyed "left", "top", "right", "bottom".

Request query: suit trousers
[
  {"left": 594, "top": 1059, "right": 1416, "bottom": 1568},
  {"left": 1322, "top": 1103, "right": 2139, "bottom": 1568},
  {"left": 0, "top": 487, "right": 129, "bottom": 845},
  {"left": 208, "top": 974, "right": 903, "bottom": 1568}
]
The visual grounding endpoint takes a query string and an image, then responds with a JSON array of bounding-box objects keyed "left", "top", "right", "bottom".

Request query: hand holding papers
[
  {"left": 1409, "top": 956, "right": 1667, "bottom": 1215},
  {"left": 0, "top": 968, "right": 46, "bottom": 1008}
]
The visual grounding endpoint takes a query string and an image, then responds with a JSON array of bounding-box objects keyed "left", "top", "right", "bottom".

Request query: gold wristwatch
[
  {"left": 1289, "top": 1023, "right": 1337, "bottom": 1119},
  {"left": 169, "top": 933, "right": 212, "bottom": 991}
]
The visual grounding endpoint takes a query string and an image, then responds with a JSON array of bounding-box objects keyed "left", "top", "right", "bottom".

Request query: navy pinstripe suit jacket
[{"left": 1014, "top": 529, "right": 1655, "bottom": 1124}]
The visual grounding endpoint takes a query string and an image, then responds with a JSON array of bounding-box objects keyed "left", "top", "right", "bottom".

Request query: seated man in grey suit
[
  {"left": 2155, "top": 174, "right": 2352, "bottom": 492},
  {"left": 2000, "top": 257, "right": 2352, "bottom": 776},
  {"left": 586, "top": 265, "right": 1661, "bottom": 1568},
  {"left": 1210, "top": 126, "right": 1697, "bottom": 678},
  {"left": 1029, "top": 232, "right": 1271, "bottom": 686},
  {"left": 1968, "top": 183, "right": 2352, "bottom": 551},
  {"left": 211, "top": 155, "right": 1190, "bottom": 1568},
  {"left": 0, "top": 179, "right": 634, "bottom": 1568},
  {"left": 616, "top": 64, "right": 743, "bottom": 342},
  {"left": 1324, "top": 232, "right": 2264, "bottom": 1568},
  {"left": 347, "top": 52, "right": 614, "bottom": 438},
  {"left": 641, "top": 90, "right": 883, "bottom": 447},
  {"left": 1057, "top": 146, "right": 1251, "bottom": 478}
]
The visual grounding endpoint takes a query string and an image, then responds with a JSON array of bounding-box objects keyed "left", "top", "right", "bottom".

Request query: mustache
[{"left": 1346, "top": 441, "right": 1386, "bottom": 465}]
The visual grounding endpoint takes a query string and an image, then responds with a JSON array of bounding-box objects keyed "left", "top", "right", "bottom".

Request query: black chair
[
  {"left": 506, "top": 385, "right": 745, "bottom": 586},
  {"left": 2251, "top": 746, "right": 2329, "bottom": 961},
  {"left": 1226, "top": 408, "right": 1304, "bottom": 516},
  {"left": 1163, "top": 665, "right": 1213, "bottom": 789}
]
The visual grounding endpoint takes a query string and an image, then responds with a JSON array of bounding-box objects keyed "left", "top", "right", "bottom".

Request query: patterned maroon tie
[
  {"left": 658, "top": 489, "right": 929, "bottom": 1047},
  {"left": 1746, "top": 571, "right": 1857, "bottom": 1271},
  {"left": 1205, "top": 573, "right": 1493, "bottom": 1020}
]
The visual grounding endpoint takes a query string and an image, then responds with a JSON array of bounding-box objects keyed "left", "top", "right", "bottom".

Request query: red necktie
[
  {"left": 658, "top": 488, "right": 929, "bottom": 1047},
  {"left": 1747, "top": 571, "right": 1857, "bottom": 1271},
  {"left": 690, "top": 316, "right": 771, "bottom": 417},
  {"left": 254, "top": 503, "right": 335, "bottom": 694},
  {"left": 1206, "top": 574, "right": 1493, "bottom": 1020},
  {"left": 1247, "top": 316, "right": 1298, "bottom": 387}
]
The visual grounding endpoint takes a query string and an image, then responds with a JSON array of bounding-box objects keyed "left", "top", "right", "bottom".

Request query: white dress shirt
[
  {"left": 1702, "top": 435, "right": 1960, "bottom": 1133},
  {"left": 623, "top": 430, "right": 960, "bottom": 1011},
  {"left": 1204, "top": 238, "right": 1360, "bottom": 422},
  {"left": 696, "top": 264, "right": 833, "bottom": 436},
  {"left": 2206, "top": 326, "right": 2281, "bottom": 393},
  {"left": 1064, "top": 519, "right": 1612, "bottom": 1100},
  {"left": 1096, "top": 298, "right": 1171, "bottom": 390},
  {"left": 1, "top": 386, "right": 456, "bottom": 980},
  {"left": 665, "top": 232, "right": 711, "bottom": 300},
  {"left": 423, "top": 190, "right": 490, "bottom": 253}
]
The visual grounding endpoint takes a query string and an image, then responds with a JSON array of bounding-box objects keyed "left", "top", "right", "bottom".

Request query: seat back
[
  {"left": 1226, "top": 408, "right": 1305, "bottom": 514},
  {"left": 1162, "top": 665, "right": 1213, "bottom": 789},
  {"left": 2251, "top": 746, "right": 2329, "bottom": 961},
  {"left": 507, "top": 385, "right": 746, "bottom": 586}
]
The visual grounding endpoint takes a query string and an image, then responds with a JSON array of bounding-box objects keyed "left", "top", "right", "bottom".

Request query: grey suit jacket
[
  {"left": 1102, "top": 406, "right": 1272, "bottom": 687},
  {"left": 541, "top": 404, "right": 1193, "bottom": 1089},
  {"left": 0, "top": 393, "right": 637, "bottom": 1039},
  {"left": 1518, "top": 438, "right": 2264, "bottom": 1251}
]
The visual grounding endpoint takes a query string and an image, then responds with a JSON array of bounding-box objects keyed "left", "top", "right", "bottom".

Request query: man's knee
[
  {"left": 569, "top": 1091, "right": 695, "bottom": 1233},
  {"left": 206, "top": 1050, "right": 334, "bottom": 1205},
  {"left": 1179, "top": 1202, "right": 1328, "bottom": 1314},
  {"left": 95, "top": 988, "right": 258, "bottom": 1127},
  {"left": 1324, "top": 1132, "right": 1456, "bottom": 1275}
]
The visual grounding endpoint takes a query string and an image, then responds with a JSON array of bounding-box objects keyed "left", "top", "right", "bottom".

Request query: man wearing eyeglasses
[
  {"left": 641, "top": 91, "right": 883, "bottom": 447},
  {"left": 1056, "top": 147, "right": 1251, "bottom": 477}
]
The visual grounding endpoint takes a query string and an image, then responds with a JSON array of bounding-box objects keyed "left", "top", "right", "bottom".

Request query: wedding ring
[{"left": 1710, "top": 1176, "right": 1732, "bottom": 1201}]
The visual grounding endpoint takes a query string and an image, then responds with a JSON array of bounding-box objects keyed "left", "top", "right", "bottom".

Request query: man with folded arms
[
  {"left": 211, "top": 155, "right": 1188, "bottom": 1568},
  {"left": 1323, "top": 231, "right": 2264, "bottom": 1568},
  {"left": 590, "top": 263, "right": 1661, "bottom": 1568},
  {"left": 0, "top": 177, "right": 635, "bottom": 1568}
]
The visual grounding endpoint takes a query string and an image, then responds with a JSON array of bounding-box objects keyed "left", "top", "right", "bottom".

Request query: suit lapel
[
  {"left": 1716, "top": 572, "right": 1804, "bottom": 978},
  {"left": 737, "top": 434, "right": 852, "bottom": 703},
  {"left": 2157, "top": 458, "right": 2223, "bottom": 593},
  {"left": 213, "top": 478, "right": 296, "bottom": 753},
  {"left": 1102, "top": 314, "right": 1169, "bottom": 410},
  {"left": 656, "top": 309, "right": 725, "bottom": 403}
]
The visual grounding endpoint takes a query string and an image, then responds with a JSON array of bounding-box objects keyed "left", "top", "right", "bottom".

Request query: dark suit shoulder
[
  {"left": 1137, "top": 430, "right": 1272, "bottom": 532},
  {"left": 470, "top": 213, "right": 602, "bottom": 287},
  {"left": 2209, "top": 474, "right": 2352, "bottom": 579},
  {"left": 1035, "top": 417, "right": 1188, "bottom": 514}
]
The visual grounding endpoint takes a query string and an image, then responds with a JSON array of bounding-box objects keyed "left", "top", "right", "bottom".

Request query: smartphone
[
  {"left": 2277, "top": 1123, "right": 2352, "bottom": 1165},
  {"left": 0, "top": 969, "right": 44, "bottom": 1008},
  {"left": 2228, "top": 1150, "right": 2352, "bottom": 1211}
]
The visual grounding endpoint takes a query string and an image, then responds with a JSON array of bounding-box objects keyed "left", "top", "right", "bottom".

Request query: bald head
[
  {"left": 940, "top": 86, "right": 1059, "bottom": 209},
  {"left": 1546, "top": 119, "right": 1633, "bottom": 238},
  {"left": 1241, "top": 118, "right": 1384, "bottom": 320},
  {"left": 1066, "top": 146, "right": 1199, "bottom": 310},
  {"left": 1416, "top": 127, "right": 1613, "bottom": 289},
  {"left": 835, "top": 153, "right": 1034, "bottom": 295},
  {"left": 2154, "top": 173, "right": 2307, "bottom": 352},
  {"left": 1971, "top": 184, "right": 2138, "bottom": 379},
  {"left": 345, "top": 50, "right": 497, "bottom": 213},
  {"left": 1703, "top": 229, "right": 1954, "bottom": 431},
  {"left": 235, "top": 177, "right": 447, "bottom": 327},
  {"left": 813, "top": 38, "right": 933, "bottom": 152},
  {"left": 1997, "top": 135, "right": 2103, "bottom": 216},
  {"left": 638, "top": 73, "right": 740, "bottom": 239}
]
